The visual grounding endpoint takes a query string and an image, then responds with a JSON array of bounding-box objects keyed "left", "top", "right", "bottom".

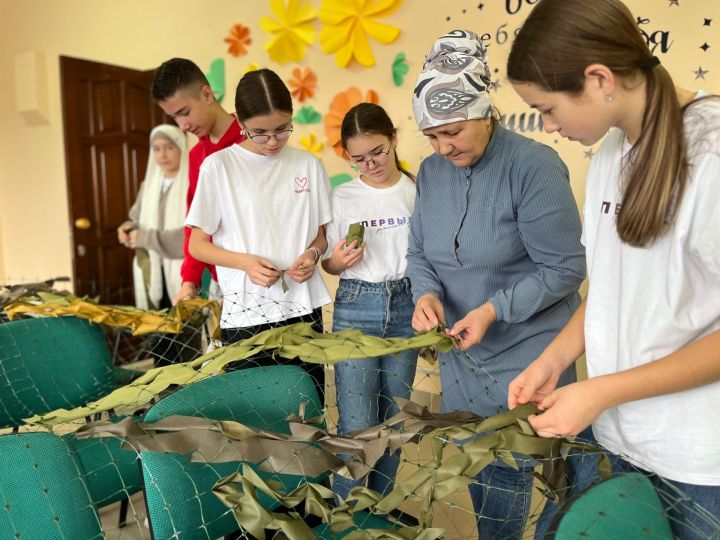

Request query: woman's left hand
[
  {"left": 287, "top": 250, "right": 317, "bottom": 283},
  {"left": 447, "top": 303, "right": 496, "bottom": 350},
  {"left": 528, "top": 379, "right": 608, "bottom": 438}
]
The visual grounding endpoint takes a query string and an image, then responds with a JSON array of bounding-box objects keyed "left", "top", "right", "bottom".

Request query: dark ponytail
[{"left": 507, "top": 0, "right": 688, "bottom": 247}]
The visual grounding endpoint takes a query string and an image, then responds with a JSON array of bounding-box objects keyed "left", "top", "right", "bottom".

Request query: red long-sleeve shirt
[{"left": 181, "top": 119, "right": 244, "bottom": 285}]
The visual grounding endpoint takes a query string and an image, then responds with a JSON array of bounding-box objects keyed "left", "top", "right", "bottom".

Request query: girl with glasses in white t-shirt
[
  {"left": 322, "top": 103, "right": 417, "bottom": 503},
  {"left": 185, "top": 68, "right": 332, "bottom": 399}
]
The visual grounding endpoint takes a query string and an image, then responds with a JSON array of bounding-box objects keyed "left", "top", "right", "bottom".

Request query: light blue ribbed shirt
[{"left": 407, "top": 124, "right": 585, "bottom": 416}]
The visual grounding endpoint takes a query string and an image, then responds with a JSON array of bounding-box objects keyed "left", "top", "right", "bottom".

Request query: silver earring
[{"left": 606, "top": 95, "right": 614, "bottom": 102}]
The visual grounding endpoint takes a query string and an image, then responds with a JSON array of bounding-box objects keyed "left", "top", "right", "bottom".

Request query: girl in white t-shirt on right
[
  {"left": 322, "top": 103, "right": 417, "bottom": 502},
  {"left": 505, "top": 0, "right": 720, "bottom": 538}
]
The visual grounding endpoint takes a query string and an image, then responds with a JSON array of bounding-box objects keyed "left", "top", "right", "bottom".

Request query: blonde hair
[{"left": 507, "top": 0, "right": 688, "bottom": 247}]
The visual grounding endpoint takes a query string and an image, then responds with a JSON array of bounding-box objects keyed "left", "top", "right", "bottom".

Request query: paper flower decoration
[
  {"left": 288, "top": 67, "right": 317, "bottom": 103},
  {"left": 318, "top": 0, "right": 403, "bottom": 68},
  {"left": 298, "top": 132, "right": 324, "bottom": 158},
  {"left": 260, "top": 0, "right": 316, "bottom": 64},
  {"left": 330, "top": 173, "right": 353, "bottom": 188},
  {"left": 205, "top": 59, "right": 226, "bottom": 103},
  {"left": 224, "top": 23, "right": 252, "bottom": 57},
  {"left": 324, "top": 87, "right": 379, "bottom": 157},
  {"left": 293, "top": 105, "right": 322, "bottom": 124},
  {"left": 392, "top": 52, "right": 409, "bottom": 86}
]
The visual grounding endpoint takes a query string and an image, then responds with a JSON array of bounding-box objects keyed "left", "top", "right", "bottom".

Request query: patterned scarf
[{"left": 413, "top": 29, "right": 494, "bottom": 130}]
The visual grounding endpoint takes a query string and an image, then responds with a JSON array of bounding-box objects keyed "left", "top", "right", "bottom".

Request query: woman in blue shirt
[{"left": 407, "top": 29, "right": 586, "bottom": 539}]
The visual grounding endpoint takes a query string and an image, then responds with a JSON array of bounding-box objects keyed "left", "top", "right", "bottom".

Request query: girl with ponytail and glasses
[
  {"left": 322, "top": 103, "right": 417, "bottom": 502},
  {"left": 507, "top": 0, "right": 720, "bottom": 536},
  {"left": 186, "top": 68, "right": 332, "bottom": 398}
]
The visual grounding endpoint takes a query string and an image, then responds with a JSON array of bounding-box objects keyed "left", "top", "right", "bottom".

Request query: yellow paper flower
[
  {"left": 243, "top": 63, "right": 261, "bottom": 75},
  {"left": 260, "top": 0, "right": 316, "bottom": 64},
  {"left": 298, "top": 132, "right": 324, "bottom": 158},
  {"left": 318, "top": 0, "right": 403, "bottom": 68}
]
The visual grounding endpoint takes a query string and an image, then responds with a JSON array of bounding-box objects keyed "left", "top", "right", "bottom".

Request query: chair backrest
[
  {"left": 141, "top": 364, "right": 324, "bottom": 540},
  {"left": 0, "top": 432, "right": 104, "bottom": 539},
  {"left": 0, "top": 316, "right": 117, "bottom": 427},
  {"left": 552, "top": 473, "right": 674, "bottom": 539}
]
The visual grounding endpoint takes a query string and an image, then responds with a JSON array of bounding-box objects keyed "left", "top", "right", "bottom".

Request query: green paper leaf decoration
[
  {"left": 293, "top": 105, "right": 322, "bottom": 125},
  {"left": 206, "top": 58, "right": 226, "bottom": 104},
  {"left": 330, "top": 173, "right": 353, "bottom": 188},
  {"left": 392, "top": 52, "right": 409, "bottom": 87}
]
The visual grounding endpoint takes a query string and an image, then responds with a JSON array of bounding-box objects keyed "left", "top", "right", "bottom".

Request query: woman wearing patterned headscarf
[{"left": 406, "top": 30, "right": 586, "bottom": 539}]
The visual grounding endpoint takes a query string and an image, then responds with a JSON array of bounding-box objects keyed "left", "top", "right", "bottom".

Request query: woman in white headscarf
[
  {"left": 407, "top": 30, "right": 586, "bottom": 539},
  {"left": 117, "top": 124, "right": 189, "bottom": 309}
]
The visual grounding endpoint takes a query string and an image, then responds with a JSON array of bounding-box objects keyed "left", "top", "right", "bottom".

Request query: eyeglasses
[
  {"left": 242, "top": 124, "right": 293, "bottom": 144},
  {"left": 350, "top": 146, "right": 390, "bottom": 169}
]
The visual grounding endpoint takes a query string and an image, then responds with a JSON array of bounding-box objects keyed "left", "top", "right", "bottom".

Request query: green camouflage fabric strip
[{"left": 24, "top": 323, "right": 454, "bottom": 428}]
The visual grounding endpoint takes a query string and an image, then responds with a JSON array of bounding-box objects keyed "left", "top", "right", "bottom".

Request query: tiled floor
[{"left": 99, "top": 492, "right": 150, "bottom": 540}]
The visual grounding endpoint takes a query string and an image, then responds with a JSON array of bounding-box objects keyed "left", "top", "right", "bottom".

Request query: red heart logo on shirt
[{"left": 295, "top": 177, "right": 308, "bottom": 188}]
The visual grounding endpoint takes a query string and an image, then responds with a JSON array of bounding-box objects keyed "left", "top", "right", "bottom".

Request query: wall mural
[{"left": 204, "top": 0, "right": 713, "bottom": 188}]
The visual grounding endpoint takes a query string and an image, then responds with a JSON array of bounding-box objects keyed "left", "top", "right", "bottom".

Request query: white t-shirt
[
  {"left": 583, "top": 94, "right": 720, "bottom": 485},
  {"left": 186, "top": 144, "right": 332, "bottom": 328},
  {"left": 325, "top": 174, "right": 415, "bottom": 282}
]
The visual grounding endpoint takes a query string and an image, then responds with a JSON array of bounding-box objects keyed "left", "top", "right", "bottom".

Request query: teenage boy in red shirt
[{"left": 151, "top": 58, "right": 244, "bottom": 304}]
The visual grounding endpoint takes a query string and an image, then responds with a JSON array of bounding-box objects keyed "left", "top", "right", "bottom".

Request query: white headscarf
[
  {"left": 413, "top": 30, "right": 494, "bottom": 130},
  {"left": 133, "top": 124, "right": 189, "bottom": 310}
]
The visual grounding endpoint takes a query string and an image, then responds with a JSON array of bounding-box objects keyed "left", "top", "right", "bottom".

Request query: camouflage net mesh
[{"left": 0, "top": 281, "right": 718, "bottom": 540}]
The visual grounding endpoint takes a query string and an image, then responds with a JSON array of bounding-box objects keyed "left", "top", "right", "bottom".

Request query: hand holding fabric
[
  {"left": 244, "top": 255, "right": 281, "bottom": 287},
  {"left": 127, "top": 229, "right": 138, "bottom": 248},
  {"left": 172, "top": 281, "right": 198, "bottom": 305},
  {"left": 286, "top": 250, "right": 317, "bottom": 283},
  {"left": 117, "top": 221, "right": 134, "bottom": 247},
  {"left": 328, "top": 238, "right": 365, "bottom": 273},
  {"left": 412, "top": 293, "right": 445, "bottom": 332},
  {"left": 508, "top": 355, "right": 565, "bottom": 410},
  {"left": 527, "top": 379, "right": 607, "bottom": 438},
  {"left": 447, "top": 302, "right": 496, "bottom": 351}
]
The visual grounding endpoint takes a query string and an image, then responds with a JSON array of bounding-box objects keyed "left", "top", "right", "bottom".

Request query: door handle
[
  {"left": 77, "top": 244, "right": 87, "bottom": 256},
  {"left": 74, "top": 217, "right": 91, "bottom": 230}
]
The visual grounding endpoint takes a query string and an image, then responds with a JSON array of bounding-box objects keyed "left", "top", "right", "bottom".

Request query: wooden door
[{"left": 60, "top": 56, "right": 170, "bottom": 304}]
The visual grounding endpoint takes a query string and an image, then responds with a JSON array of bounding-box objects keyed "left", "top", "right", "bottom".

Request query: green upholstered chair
[
  {"left": 551, "top": 473, "right": 674, "bottom": 539},
  {"left": 141, "top": 364, "right": 330, "bottom": 539},
  {"left": 0, "top": 432, "right": 104, "bottom": 539},
  {"left": 0, "top": 316, "right": 142, "bottom": 518}
]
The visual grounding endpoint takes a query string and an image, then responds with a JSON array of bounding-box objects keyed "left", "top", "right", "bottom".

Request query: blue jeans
[
  {"left": 331, "top": 278, "right": 417, "bottom": 501},
  {"left": 536, "top": 428, "right": 720, "bottom": 540},
  {"left": 469, "top": 457, "right": 535, "bottom": 540}
]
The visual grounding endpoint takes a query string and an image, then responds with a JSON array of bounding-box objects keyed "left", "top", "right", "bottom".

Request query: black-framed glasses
[
  {"left": 350, "top": 146, "right": 391, "bottom": 169},
  {"left": 242, "top": 124, "right": 294, "bottom": 144}
]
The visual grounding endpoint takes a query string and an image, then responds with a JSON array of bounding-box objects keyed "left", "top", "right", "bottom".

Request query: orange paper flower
[
  {"left": 288, "top": 67, "right": 318, "bottom": 103},
  {"left": 225, "top": 23, "right": 252, "bottom": 57},
  {"left": 324, "top": 87, "right": 379, "bottom": 157}
]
